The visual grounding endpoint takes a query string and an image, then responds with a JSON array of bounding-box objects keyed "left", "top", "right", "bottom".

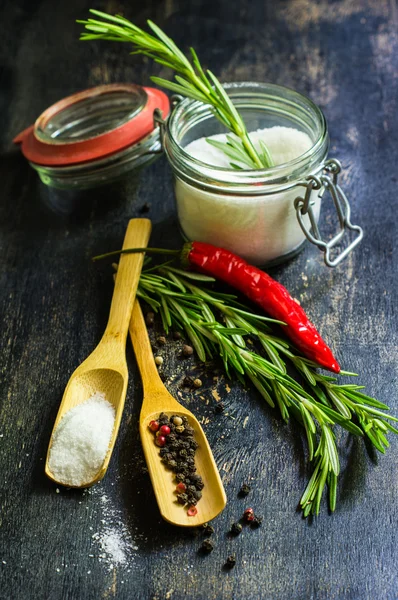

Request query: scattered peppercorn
[
  {"left": 238, "top": 483, "right": 251, "bottom": 497},
  {"left": 203, "top": 524, "right": 214, "bottom": 536},
  {"left": 154, "top": 356, "right": 163, "bottom": 366},
  {"left": 182, "top": 344, "right": 194, "bottom": 356},
  {"left": 145, "top": 312, "right": 155, "bottom": 327},
  {"left": 243, "top": 508, "right": 255, "bottom": 522},
  {"left": 230, "top": 522, "right": 243, "bottom": 535},
  {"left": 251, "top": 515, "right": 262, "bottom": 528},
  {"left": 182, "top": 375, "right": 195, "bottom": 387},
  {"left": 214, "top": 402, "right": 225, "bottom": 414},
  {"left": 173, "top": 331, "right": 182, "bottom": 340},
  {"left": 139, "top": 202, "right": 151, "bottom": 213},
  {"left": 193, "top": 378, "right": 202, "bottom": 388},
  {"left": 225, "top": 554, "right": 236, "bottom": 568},
  {"left": 200, "top": 539, "right": 214, "bottom": 553},
  {"left": 157, "top": 336, "right": 167, "bottom": 345}
]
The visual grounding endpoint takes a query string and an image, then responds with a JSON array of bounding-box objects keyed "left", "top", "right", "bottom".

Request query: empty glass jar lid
[{"left": 14, "top": 83, "right": 170, "bottom": 167}]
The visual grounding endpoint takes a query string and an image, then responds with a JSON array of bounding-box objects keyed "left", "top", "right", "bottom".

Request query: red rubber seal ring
[{"left": 13, "top": 84, "right": 169, "bottom": 167}]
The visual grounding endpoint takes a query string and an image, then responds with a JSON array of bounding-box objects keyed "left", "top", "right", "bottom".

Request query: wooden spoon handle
[
  {"left": 129, "top": 299, "right": 169, "bottom": 398},
  {"left": 104, "top": 219, "right": 151, "bottom": 343}
]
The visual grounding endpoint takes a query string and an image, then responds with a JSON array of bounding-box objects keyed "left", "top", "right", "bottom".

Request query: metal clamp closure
[
  {"left": 294, "top": 159, "right": 363, "bottom": 267},
  {"left": 151, "top": 94, "right": 183, "bottom": 155}
]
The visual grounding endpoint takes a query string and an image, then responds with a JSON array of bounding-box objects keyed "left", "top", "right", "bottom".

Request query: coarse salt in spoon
[
  {"left": 129, "top": 298, "right": 227, "bottom": 527},
  {"left": 45, "top": 218, "right": 151, "bottom": 488}
]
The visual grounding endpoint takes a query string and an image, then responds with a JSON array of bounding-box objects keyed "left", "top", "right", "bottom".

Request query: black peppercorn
[
  {"left": 189, "top": 440, "right": 199, "bottom": 450},
  {"left": 200, "top": 539, "right": 214, "bottom": 553},
  {"left": 214, "top": 402, "right": 225, "bottom": 414},
  {"left": 225, "top": 554, "right": 236, "bottom": 568},
  {"left": 238, "top": 483, "right": 251, "bottom": 497},
  {"left": 179, "top": 449, "right": 188, "bottom": 458},
  {"left": 251, "top": 516, "right": 262, "bottom": 528},
  {"left": 190, "top": 474, "right": 202, "bottom": 484},
  {"left": 182, "top": 426, "right": 195, "bottom": 436},
  {"left": 177, "top": 493, "right": 188, "bottom": 505},
  {"left": 193, "top": 490, "right": 202, "bottom": 500},
  {"left": 203, "top": 524, "right": 215, "bottom": 536},
  {"left": 176, "top": 473, "right": 186, "bottom": 482},
  {"left": 173, "top": 331, "right": 182, "bottom": 340},
  {"left": 230, "top": 522, "right": 243, "bottom": 535}
]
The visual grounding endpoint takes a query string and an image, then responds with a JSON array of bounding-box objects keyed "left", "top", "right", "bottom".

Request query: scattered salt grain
[
  {"left": 88, "top": 488, "right": 140, "bottom": 571},
  {"left": 48, "top": 392, "right": 115, "bottom": 487}
]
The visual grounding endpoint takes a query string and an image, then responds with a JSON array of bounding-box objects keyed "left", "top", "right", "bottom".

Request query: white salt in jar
[{"left": 162, "top": 82, "right": 362, "bottom": 266}]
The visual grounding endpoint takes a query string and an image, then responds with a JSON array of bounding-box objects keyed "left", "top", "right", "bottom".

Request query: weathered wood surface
[{"left": 0, "top": 1, "right": 397, "bottom": 599}]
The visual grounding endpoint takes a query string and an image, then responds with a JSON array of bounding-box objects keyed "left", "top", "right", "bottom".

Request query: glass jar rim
[{"left": 164, "top": 81, "right": 329, "bottom": 190}]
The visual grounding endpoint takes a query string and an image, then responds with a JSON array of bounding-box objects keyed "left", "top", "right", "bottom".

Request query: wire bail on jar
[{"left": 294, "top": 159, "right": 363, "bottom": 267}]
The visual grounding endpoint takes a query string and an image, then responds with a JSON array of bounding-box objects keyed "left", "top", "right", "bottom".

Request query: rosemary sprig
[
  {"left": 78, "top": 9, "right": 273, "bottom": 169},
  {"left": 124, "top": 261, "right": 397, "bottom": 517}
]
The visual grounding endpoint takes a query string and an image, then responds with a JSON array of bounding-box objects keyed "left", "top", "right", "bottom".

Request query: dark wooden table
[{"left": 1, "top": 1, "right": 397, "bottom": 599}]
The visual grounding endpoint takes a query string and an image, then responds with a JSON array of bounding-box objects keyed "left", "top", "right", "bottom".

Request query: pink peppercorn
[
  {"left": 243, "top": 508, "right": 255, "bottom": 522},
  {"left": 159, "top": 425, "right": 171, "bottom": 436},
  {"left": 149, "top": 420, "right": 159, "bottom": 432},
  {"left": 155, "top": 435, "right": 167, "bottom": 447}
]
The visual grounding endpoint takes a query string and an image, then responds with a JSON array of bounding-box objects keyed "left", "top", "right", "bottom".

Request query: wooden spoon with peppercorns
[{"left": 129, "top": 299, "right": 227, "bottom": 527}]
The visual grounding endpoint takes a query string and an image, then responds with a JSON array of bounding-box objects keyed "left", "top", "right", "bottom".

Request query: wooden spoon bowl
[{"left": 130, "top": 300, "right": 227, "bottom": 527}]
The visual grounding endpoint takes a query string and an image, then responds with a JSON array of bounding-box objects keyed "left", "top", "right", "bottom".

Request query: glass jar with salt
[{"left": 162, "top": 82, "right": 363, "bottom": 267}]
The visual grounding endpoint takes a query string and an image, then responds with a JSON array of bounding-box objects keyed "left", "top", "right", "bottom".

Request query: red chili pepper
[
  {"left": 93, "top": 242, "right": 340, "bottom": 373},
  {"left": 183, "top": 242, "right": 340, "bottom": 373}
]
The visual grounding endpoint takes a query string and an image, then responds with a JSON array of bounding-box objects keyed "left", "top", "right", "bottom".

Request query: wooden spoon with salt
[
  {"left": 129, "top": 299, "right": 227, "bottom": 526},
  {"left": 45, "top": 218, "right": 151, "bottom": 487}
]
